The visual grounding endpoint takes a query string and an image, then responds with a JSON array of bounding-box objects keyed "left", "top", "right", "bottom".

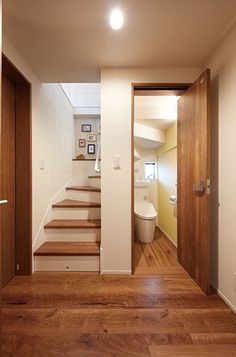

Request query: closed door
[
  {"left": 1, "top": 74, "right": 16, "bottom": 287},
  {"left": 177, "top": 69, "right": 211, "bottom": 294}
]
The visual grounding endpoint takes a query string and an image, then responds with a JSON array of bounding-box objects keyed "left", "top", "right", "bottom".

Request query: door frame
[
  {"left": 131, "top": 82, "right": 191, "bottom": 274},
  {"left": 1, "top": 54, "right": 32, "bottom": 278}
]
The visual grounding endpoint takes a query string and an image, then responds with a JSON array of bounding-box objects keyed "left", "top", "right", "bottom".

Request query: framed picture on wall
[
  {"left": 87, "top": 134, "right": 97, "bottom": 142},
  {"left": 79, "top": 139, "right": 86, "bottom": 147},
  {"left": 87, "top": 144, "right": 95, "bottom": 155},
  {"left": 81, "top": 124, "right": 91, "bottom": 132}
]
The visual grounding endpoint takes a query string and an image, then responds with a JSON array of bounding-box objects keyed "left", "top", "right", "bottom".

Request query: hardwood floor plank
[
  {"left": 3, "top": 308, "right": 236, "bottom": 335},
  {"left": 149, "top": 344, "right": 236, "bottom": 357},
  {"left": 2, "top": 333, "right": 194, "bottom": 357},
  {"left": 2, "top": 230, "right": 236, "bottom": 355}
]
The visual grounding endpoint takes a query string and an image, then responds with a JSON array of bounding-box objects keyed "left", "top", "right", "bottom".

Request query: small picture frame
[
  {"left": 79, "top": 139, "right": 86, "bottom": 148},
  {"left": 87, "top": 134, "right": 97, "bottom": 142},
  {"left": 87, "top": 144, "right": 95, "bottom": 155},
  {"left": 81, "top": 124, "right": 91, "bottom": 132}
]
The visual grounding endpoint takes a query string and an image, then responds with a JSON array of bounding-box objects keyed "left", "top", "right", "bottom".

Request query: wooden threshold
[
  {"left": 44, "top": 219, "right": 101, "bottom": 229},
  {"left": 52, "top": 199, "right": 101, "bottom": 208},
  {"left": 34, "top": 242, "right": 100, "bottom": 256},
  {"left": 66, "top": 186, "right": 101, "bottom": 192}
]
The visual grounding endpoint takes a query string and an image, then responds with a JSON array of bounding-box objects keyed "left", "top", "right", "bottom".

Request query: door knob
[
  {"left": 193, "top": 181, "right": 205, "bottom": 193},
  {"left": 0, "top": 200, "right": 8, "bottom": 205}
]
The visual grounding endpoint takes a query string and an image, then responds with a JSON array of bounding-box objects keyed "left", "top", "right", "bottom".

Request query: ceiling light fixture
[{"left": 109, "top": 9, "right": 124, "bottom": 30}]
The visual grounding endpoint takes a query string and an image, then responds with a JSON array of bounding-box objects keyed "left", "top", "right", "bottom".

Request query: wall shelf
[{"left": 73, "top": 158, "right": 101, "bottom": 161}]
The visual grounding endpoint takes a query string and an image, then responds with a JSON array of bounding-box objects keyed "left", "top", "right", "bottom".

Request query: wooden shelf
[{"left": 73, "top": 158, "right": 101, "bottom": 161}]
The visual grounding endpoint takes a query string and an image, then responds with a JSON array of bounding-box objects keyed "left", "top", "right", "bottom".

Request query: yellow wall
[{"left": 157, "top": 123, "right": 177, "bottom": 245}]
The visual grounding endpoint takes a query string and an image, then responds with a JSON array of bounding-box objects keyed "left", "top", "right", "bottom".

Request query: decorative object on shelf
[
  {"left": 76, "top": 154, "right": 85, "bottom": 160},
  {"left": 81, "top": 124, "right": 92, "bottom": 132},
  {"left": 87, "top": 134, "right": 97, "bottom": 142},
  {"left": 87, "top": 144, "right": 95, "bottom": 155},
  {"left": 79, "top": 139, "right": 86, "bottom": 147}
]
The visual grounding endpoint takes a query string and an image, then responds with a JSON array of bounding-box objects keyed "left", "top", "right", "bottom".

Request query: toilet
[{"left": 134, "top": 182, "right": 157, "bottom": 243}]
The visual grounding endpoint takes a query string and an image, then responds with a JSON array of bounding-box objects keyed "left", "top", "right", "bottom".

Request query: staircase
[{"left": 34, "top": 175, "right": 101, "bottom": 272}]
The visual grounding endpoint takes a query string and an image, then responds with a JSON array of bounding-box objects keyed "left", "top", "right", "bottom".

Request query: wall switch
[
  {"left": 113, "top": 155, "right": 121, "bottom": 170},
  {"left": 40, "top": 158, "right": 45, "bottom": 170}
]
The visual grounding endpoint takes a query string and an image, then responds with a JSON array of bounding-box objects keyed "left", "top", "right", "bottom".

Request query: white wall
[
  {"left": 3, "top": 36, "right": 74, "bottom": 258},
  {"left": 101, "top": 67, "right": 201, "bottom": 274},
  {"left": 205, "top": 23, "right": 236, "bottom": 312}
]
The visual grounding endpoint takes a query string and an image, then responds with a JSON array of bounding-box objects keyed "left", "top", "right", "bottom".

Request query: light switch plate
[{"left": 40, "top": 158, "right": 45, "bottom": 170}]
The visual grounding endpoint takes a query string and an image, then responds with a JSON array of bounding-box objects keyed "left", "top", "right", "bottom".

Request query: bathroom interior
[{"left": 133, "top": 91, "right": 180, "bottom": 274}]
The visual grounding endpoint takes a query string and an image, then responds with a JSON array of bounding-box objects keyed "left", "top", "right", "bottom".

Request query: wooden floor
[
  {"left": 2, "top": 231, "right": 236, "bottom": 356},
  {"left": 134, "top": 229, "right": 184, "bottom": 275}
]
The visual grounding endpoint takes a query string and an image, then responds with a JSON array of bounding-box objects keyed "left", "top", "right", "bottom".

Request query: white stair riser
[
  {"left": 66, "top": 190, "right": 101, "bottom": 203},
  {"left": 35, "top": 255, "right": 99, "bottom": 272},
  {"left": 52, "top": 207, "right": 101, "bottom": 220},
  {"left": 89, "top": 178, "right": 101, "bottom": 188},
  {"left": 45, "top": 228, "right": 101, "bottom": 242}
]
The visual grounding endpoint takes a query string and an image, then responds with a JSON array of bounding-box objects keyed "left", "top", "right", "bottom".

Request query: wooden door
[
  {"left": 177, "top": 69, "right": 211, "bottom": 294},
  {"left": 1, "top": 74, "right": 16, "bottom": 287}
]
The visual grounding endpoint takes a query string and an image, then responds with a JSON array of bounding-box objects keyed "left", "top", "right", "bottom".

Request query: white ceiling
[
  {"left": 134, "top": 136, "right": 163, "bottom": 150},
  {"left": 135, "top": 119, "right": 176, "bottom": 131},
  {"left": 134, "top": 95, "right": 179, "bottom": 131},
  {"left": 3, "top": 0, "right": 236, "bottom": 82}
]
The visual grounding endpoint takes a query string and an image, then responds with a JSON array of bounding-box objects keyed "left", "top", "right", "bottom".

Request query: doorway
[
  {"left": 132, "top": 71, "right": 212, "bottom": 294},
  {"left": 1, "top": 55, "right": 32, "bottom": 287}
]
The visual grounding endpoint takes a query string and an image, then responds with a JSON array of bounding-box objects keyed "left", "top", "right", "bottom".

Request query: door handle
[
  {"left": 193, "top": 181, "right": 205, "bottom": 193},
  {"left": 0, "top": 200, "right": 8, "bottom": 205}
]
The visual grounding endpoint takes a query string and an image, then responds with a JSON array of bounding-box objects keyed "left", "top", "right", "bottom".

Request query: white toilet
[{"left": 134, "top": 182, "right": 157, "bottom": 243}]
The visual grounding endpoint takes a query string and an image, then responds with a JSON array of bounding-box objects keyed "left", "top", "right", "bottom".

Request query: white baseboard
[
  {"left": 211, "top": 281, "right": 236, "bottom": 313},
  {"left": 101, "top": 270, "right": 132, "bottom": 275},
  {"left": 158, "top": 225, "right": 177, "bottom": 247}
]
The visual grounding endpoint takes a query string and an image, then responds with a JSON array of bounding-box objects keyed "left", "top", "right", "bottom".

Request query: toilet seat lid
[{"left": 135, "top": 201, "right": 157, "bottom": 219}]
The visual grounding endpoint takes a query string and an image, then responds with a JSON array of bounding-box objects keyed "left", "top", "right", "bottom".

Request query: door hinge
[
  {"left": 16, "top": 263, "right": 20, "bottom": 271},
  {"left": 207, "top": 178, "right": 211, "bottom": 195}
]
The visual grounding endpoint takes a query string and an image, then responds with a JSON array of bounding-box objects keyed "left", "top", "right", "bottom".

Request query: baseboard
[
  {"left": 158, "top": 226, "right": 177, "bottom": 248},
  {"left": 101, "top": 270, "right": 132, "bottom": 275},
  {"left": 217, "top": 291, "right": 236, "bottom": 314}
]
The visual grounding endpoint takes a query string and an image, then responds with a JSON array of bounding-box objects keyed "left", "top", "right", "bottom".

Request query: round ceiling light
[{"left": 109, "top": 9, "right": 124, "bottom": 30}]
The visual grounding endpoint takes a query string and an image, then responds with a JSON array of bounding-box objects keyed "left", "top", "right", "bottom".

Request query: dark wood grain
[
  {"left": 66, "top": 186, "right": 101, "bottom": 192},
  {"left": 44, "top": 219, "right": 101, "bottom": 229},
  {"left": 2, "top": 233, "right": 236, "bottom": 356},
  {"left": 34, "top": 242, "right": 100, "bottom": 256},
  {"left": 2, "top": 55, "right": 32, "bottom": 281},
  {"left": 52, "top": 199, "right": 101, "bottom": 208},
  {"left": 177, "top": 69, "right": 211, "bottom": 294},
  {"left": 1, "top": 74, "right": 16, "bottom": 287}
]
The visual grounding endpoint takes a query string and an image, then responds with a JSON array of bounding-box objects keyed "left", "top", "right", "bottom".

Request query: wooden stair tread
[
  {"left": 44, "top": 219, "right": 101, "bottom": 229},
  {"left": 34, "top": 242, "right": 100, "bottom": 256},
  {"left": 52, "top": 199, "right": 101, "bottom": 208},
  {"left": 88, "top": 175, "right": 101, "bottom": 179},
  {"left": 66, "top": 186, "right": 101, "bottom": 192}
]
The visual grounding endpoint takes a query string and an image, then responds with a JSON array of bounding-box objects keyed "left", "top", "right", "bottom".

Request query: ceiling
[
  {"left": 134, "top": 136, "right": 163, "bottom": 150},
  {"left": 134, "top": 95, "right": 179, "bottom": 131},
  {"left": 3, "top": 0, "right": 236, "bottom": 82}
]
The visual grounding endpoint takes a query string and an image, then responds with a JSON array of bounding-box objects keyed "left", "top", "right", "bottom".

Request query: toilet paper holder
[{"left": 169, "top": 195, "right": 177, "bottom": 206}]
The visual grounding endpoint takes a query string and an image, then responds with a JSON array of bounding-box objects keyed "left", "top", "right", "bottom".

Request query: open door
[{"left": 177, "top": 69, "right": 211, "bottom": 294}]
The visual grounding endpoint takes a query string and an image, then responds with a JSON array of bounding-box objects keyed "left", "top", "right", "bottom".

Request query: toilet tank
[{"left": 134, "top": 181, "right": 150, "bottom": 201}]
